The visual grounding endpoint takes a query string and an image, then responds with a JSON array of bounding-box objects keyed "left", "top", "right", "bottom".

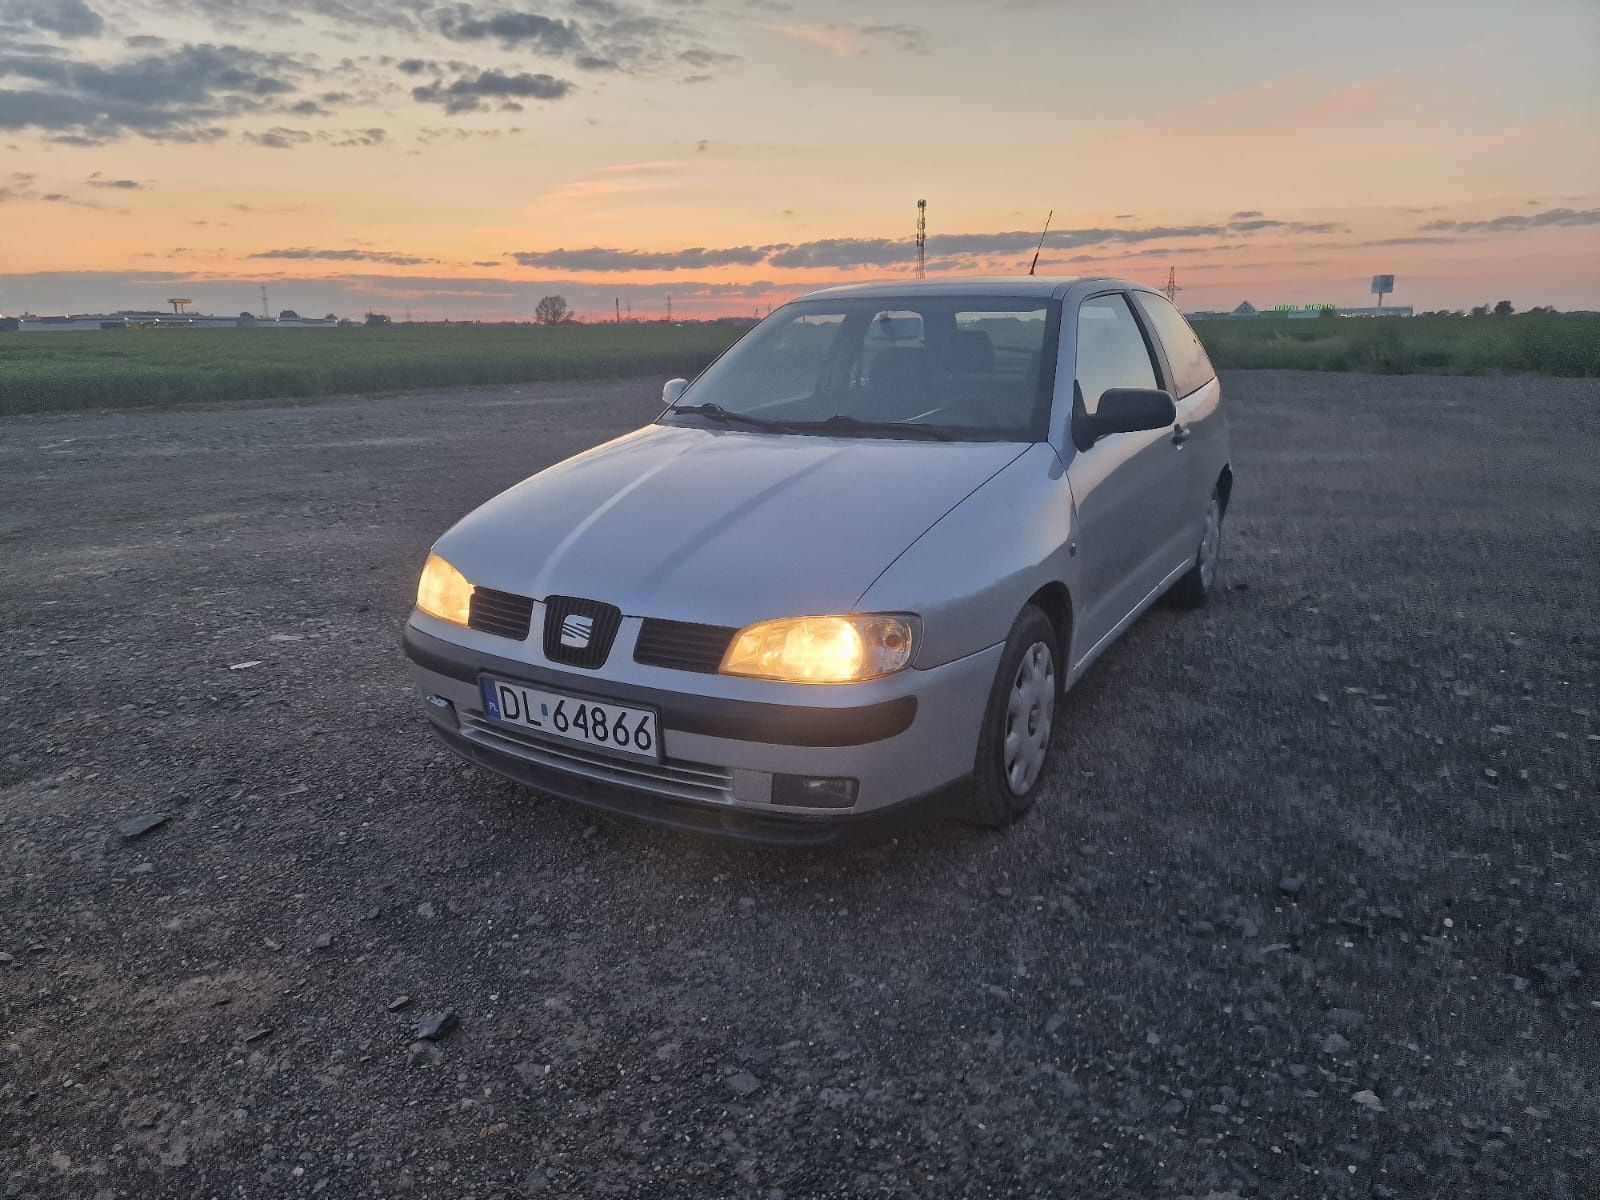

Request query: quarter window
[
  {"left": 1075, "top": 294, "right": 1158, "bottom": 414},
  {"left": 1132, "top": 292, "right": 1216, "bottom": 397}
]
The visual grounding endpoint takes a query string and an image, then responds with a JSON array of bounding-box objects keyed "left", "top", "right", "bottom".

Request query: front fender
[{"left": 853, "top": 442, "right": 1079, "bottom": 669}]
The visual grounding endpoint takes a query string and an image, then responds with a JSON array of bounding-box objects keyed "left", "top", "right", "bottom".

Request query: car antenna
[{"left": 1027, "top": 210, "right": 1053, "bottom": 276}]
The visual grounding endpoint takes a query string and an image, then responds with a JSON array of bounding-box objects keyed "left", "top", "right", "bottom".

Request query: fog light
[
  {"left": 424, "top": 694, "right": 459, "bottom": 731},
  {"left": 771, "top": 774, "right": 858, "bottom": 809}
]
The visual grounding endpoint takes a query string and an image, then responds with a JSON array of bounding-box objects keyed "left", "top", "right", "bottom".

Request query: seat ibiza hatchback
[{"left": 404, "top": 277, "right": 1232, "bottom": 843}]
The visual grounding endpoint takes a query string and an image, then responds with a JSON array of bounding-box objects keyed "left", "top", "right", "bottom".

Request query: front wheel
[
  {"left": 1170, "top": 488, "right": 1224, "bottom": 610},
  {"left": 967, "top": 605, "right": 1060, "bottom": 828}
]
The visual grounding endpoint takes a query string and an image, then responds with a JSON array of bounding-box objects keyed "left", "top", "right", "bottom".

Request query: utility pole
[
  {"left": 666, "top": 295, "right": 672, "bottom": 322},
  {"left": 915, "top": 199, "right": 927, "bottom": 280},
  {"left": 615, "top": 297, "right": 620, "bottom": 324}
]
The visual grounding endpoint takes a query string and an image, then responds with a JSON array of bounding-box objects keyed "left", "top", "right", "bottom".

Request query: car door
[
  {"left": 1131, "top": 289, "right": 1225, "bottom": 547},
  {"left": 1063, "top": 291, "right": 1188, "bottom": 659}
]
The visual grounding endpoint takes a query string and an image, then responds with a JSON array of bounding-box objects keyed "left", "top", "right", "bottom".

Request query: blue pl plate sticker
[{"left": 481, "top": 679, "right": 502, "bottom": 721}]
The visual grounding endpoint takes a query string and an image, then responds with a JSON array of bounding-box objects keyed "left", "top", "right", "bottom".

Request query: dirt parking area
[{"left": 2, "top": 371, "right": 1596, "bottom": 1199}]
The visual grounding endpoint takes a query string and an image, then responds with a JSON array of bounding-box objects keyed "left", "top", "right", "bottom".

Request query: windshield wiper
[
  {"left": 791, "top": 414, "right": 956, "bottom": 441},
  {"left": 666, "top": 403, "right": 795, "bottom": 433}
]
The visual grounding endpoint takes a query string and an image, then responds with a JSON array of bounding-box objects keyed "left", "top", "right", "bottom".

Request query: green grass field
[
  {"left": 1193, "top": 312, "right": 1600, "bottom": 378},
  {"left": 0, "top": 324, "right": 745, "bottom": 415},
  {"left": 1, "top": 312, "right": 1595, "bottom": 416}
]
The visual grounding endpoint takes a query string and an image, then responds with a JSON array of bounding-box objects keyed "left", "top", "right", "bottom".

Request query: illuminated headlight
[
  {"left": 416, "top": 553, "right": 473, "bottom": 626},
  {"left": 719, "top": 614, "right": 917, "bottom": 683}
]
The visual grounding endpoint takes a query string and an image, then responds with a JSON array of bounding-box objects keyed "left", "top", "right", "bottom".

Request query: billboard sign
[{"left": 1370, "top": 275, "right": 1395, "bottom": 295}]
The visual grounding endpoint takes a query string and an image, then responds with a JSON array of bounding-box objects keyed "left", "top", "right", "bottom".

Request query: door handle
[{"left": 1171, "top": 423, "right": 1191, "bottom": 445}]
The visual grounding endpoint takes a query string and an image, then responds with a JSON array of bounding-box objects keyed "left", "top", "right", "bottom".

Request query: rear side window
[
  {"left": 1075, "top": 294, "right": 1158, "bottom": 414},
  {"left": 1133, "top": 292, "right": 1215, "bottom": 397}
]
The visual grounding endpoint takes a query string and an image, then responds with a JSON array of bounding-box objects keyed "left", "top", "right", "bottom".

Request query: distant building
[
  {"left": 1187, "top": 302, "right": 1413, "bottom": 320},
  {"left": 4, "top": 312, "right": 340, "bottom": 333}
]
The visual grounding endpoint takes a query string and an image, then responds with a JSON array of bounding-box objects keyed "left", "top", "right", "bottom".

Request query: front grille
[
  {"left": 460, "top": 715, "right": 733, "bottom": 805},
  {"left": 468, "top": 587, "right": 534, "bottom": 640},
  {"left": 541, "top": 595, "right": 622, "bottom": 669},
  {"left": 634, "top": 618, "right": 738, "bottom": 674}
]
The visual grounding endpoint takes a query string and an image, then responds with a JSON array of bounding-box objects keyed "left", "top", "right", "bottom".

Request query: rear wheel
[
  {"left": 1170, "top": 488, "right": 1224, "bottom": 610},
  {"left": 967, "top": 606, "right": 1060, "bottom": 828}
]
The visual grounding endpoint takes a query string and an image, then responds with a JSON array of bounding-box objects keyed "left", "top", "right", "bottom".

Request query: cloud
[
  {"left": 513, "top": 245, "right": 780, "bottom": 271},
  {"left": 243, "top": 125, "right": 386, "bottom": 148},
  {"left": 860, "top": 23, "right": 926, "bottom": 53},
  {"left": 248, "top": 247, "right": 438, "bottom": 266},
  {"left": 244, "top": 126, "right": 312, "bottom": 148},
  {"left": 421, "top": 1, "right": 731, "bottom": 77},
  {"left": 0, "top": 42, "right": 305, "bottom": 142},
  {"left": 1421, "top": 207, "right": 1600, "bottom": 233},
  {"left": 1230, "top": 210, "right": 1262, "bottom": 219},
  {"left": 1357, "top": 235, "right": 1458, "bottom": 246},
  {"left": 325, "top": 126, "right": 385, "bottom": 146},
  {"left": 508, "top": 214, "right": 1351, "bottom": 273},
  {"left": 411, "top": 69, "right": 574, "bottom": 114},
  {"left": 0, "top": 171, "right": 105, "bottom": 208},
  {"left": 86, "top": 172, "right": 142, "bottom": 188},
  {"left": 0, "top": 0, "right": 104, "bottom": 40},
  {"left": 435, "top": 6, "right": 585, "bottom": 55},
  {"left": 770, "top": 22, "right": 924, "bottom": 56},
  {"left": 1226, "top": 218, "right": 1339, "bottom": 234},
  {"left": 0, "top": 169, "right": 109, "bottom": 207}
]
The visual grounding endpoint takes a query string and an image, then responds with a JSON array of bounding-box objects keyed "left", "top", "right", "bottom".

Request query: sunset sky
[{"left": 3, "top": 0, "right": 1597, "bottom": 319}]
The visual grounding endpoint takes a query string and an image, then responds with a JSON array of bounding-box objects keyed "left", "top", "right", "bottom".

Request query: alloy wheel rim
[
  {"left": 1003, "top": 641, "right": 1056, "bottom": 796},
  {"left": 1198, "top": 497, "right": 1222, "bottom": 590}
]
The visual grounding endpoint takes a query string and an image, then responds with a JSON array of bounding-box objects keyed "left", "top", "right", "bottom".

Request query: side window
[
  {"left": 1132, "top": 292, "right": 1215, "bottom": 397},
  {"left": 1075, "top": 294, "right": 1158, "bottom": 414}
]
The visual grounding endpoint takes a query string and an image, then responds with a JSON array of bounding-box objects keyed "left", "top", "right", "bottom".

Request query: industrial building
[
  {"left": 1186, "top": 301, "right": 1413, "bottom": 321},
  {"left": 1, "top": 311, "right": 340, "bottom": 333}
]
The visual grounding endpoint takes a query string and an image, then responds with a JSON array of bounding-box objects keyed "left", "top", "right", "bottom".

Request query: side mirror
[
  {"left": 662, "top": 378, "right": 689, "bottom": 406},
  {"left": 1074, "top": 387, "right": 1175, "bottom": 449}
]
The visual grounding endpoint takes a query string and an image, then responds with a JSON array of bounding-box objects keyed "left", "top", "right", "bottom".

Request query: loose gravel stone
[
  {"left": 1326, "top": 1008, "right": 1366, "bottom": 1031},
  {"left": 726, "top": 1070, "right": 761, "bottom": 1097},
  {"left": 117, "top": 814, "right": 168, "bottom": 841},
  {"left": 415, "top": 1011, "right": 459, "bottom": 1042}
]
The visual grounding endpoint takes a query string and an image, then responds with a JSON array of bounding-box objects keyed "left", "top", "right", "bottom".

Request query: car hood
[{"left": 435, "top": 422, "right": 1030, "bottom": 628}]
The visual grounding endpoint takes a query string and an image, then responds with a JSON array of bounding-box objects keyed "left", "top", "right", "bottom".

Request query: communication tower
[
  {"left": 1163, "top": 268, "right": 1181, "bottom": 305},
  {"left": 915, "top": 199, "right": 927, "bottom": 279}
]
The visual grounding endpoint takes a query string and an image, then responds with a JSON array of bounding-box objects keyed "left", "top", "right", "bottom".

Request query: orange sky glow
[{"left": 3, "top": 0, "right": 1597, "bottom": 319}]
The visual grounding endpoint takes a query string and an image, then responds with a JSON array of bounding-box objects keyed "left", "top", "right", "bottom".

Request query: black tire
[
  {"left": 1170, "top": 487, "right": 1224, "bottom": 610},
  {"left": 966, "top": 605, "right": 1061, "bottom": 828}
]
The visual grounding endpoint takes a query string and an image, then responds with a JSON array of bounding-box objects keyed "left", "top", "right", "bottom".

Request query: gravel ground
[{"left": 2, "top": 371, "right": 1596, "bottom": 1200}]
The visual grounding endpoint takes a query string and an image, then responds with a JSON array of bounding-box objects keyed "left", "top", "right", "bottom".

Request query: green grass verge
[
  {"left": 0, "top": 324, "right": 745, "bottom": 415},
  {"left": 1193, "top": 313, "right": 1600, "bottom": 377},
  {"left": 2, "top": 313, "right": 1595, "bottom": 417}
]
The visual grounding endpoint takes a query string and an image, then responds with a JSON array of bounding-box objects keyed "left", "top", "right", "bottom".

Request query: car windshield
[{"left": 661, "top": 296, "right": 1060, "bottom": 441}]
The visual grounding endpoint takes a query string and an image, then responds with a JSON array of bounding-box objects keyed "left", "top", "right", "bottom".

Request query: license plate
[{"left": 479, "top": 677, "right": 661, "bottom": 762}]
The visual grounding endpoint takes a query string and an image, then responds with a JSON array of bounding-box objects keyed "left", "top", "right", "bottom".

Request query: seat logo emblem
[{"left": 559, "top": 614, "right": 594, "bottom": 648}]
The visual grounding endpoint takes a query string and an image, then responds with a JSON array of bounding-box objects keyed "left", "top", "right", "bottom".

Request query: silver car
[{"left": 404, "top": 277, "right": 1231, "bottom": 843}]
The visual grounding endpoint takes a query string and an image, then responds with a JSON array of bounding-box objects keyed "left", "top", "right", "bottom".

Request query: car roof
[{"left": 796, "top": 276, "right": 1147, "bottom": 302}]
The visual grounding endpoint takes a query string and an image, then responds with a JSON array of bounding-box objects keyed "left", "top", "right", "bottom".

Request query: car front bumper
[{"left": 402, "top": 614, "right": 1001, "bottom": 842}]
